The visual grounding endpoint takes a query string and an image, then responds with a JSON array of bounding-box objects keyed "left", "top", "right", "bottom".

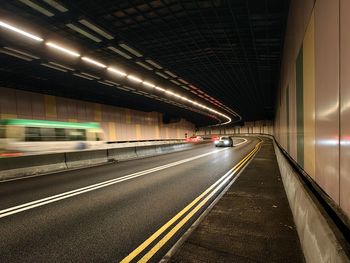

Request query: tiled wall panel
[
  {"left": 275, "top": 0, "right": 350, "bottom": 218},
  {"left": 340, "top": 0, "right": 350, "bottom": 217},
  {"left": 314, "top": 0, "right": 340, "bottom": 203}
]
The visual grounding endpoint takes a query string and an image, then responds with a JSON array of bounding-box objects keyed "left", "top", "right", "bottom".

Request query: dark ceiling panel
[{"left": 0, "top": 0, "right": 289, "bottom": 126}]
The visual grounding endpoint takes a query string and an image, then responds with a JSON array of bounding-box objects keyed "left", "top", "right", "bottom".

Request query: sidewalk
[{"left": 170, "top": 138, "right": 305, "bottom": 263}]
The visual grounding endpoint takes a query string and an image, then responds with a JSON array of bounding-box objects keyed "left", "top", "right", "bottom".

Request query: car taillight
[{"left": 0, "top": 152, "right": 23, "bottom": 157}]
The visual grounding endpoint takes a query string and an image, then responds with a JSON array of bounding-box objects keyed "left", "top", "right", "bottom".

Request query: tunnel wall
[
  {"left": 196, "top": 120, "right": 274, "bottom": 136},
  {"left": 0, "top": 87, "right": 195, "bottom": 141},
  {"left": 274, "top": 0, "right": 350, "bottom": 219}
]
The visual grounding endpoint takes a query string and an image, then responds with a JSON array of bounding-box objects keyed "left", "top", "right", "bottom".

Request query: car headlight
[
  {"left": 214, "top": 141, "right": 219, "bottom": 144},
  {"left": 224, "top": 140, "right": 229, "bottom": 145}
]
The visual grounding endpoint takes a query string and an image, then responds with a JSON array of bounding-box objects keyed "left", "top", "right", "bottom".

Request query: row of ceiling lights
[
  {"left": 0, "top": 19, "right": 232, "bottom": 124},
  {"left": 12, "top": 0, "right": 241, "bottom": 121}
]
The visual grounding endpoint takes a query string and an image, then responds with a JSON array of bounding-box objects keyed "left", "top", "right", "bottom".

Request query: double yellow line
[{"left": 121, "top": 140, "right": 262, "bottom": 263}]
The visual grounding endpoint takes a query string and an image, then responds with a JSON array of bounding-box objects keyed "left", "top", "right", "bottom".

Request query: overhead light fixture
[
  {"left": 48, "top": 62, "right": 74, "bottom": 71},
  {"left": 98, "top": 81, "right": 114, "bottom": 86},
  {"left": 164, "top": 70, "right": 177, "bottom": 78},
  {"left": 3, "top": 47, "right": 39, "bottom": 59},
  {"left": 170, "top": 79, "right": 180, "bottom": 85},
  {"left": 127, "top": 75, "right": 142, "bottom": 83},
  {"left": 79, "top": 19, "right": 114, "bottom": 40},
  {"left": 155, "top": 72, "right": 168, "bottom": 79},
  {"left": 107, "top": 46, "right": 132, "bottom": 59},
  {"left": 155, "top": 86, "right": 165, "bottom": 92},
  {"left": 145, "top": 59, "right": 162, "bottom": 69},
  {"left": 66, "top": 23, "right": 102, "bottom": 43},
  {"left": 0, "top": 21, "right": 43, "bottom": 41},
  {"left": 136, "top": 61, "right": 153, "bottom": 70},
  {"left": 104, "top": 80, "right": 119, "bottom": 85},
  {"left": 19, "top": 0, "right": 54, "bottom": 17},
  {"left": 142, "top": 81, "right": 155, "bottom": 88},
  {"left": 116, "top": 86, "right": 130, "bottom": 91},
  {"left": 119, "top": 43, "right": 142, "bottom": 57},
  {"left": 178, "top": 78, "right": 188, "bottom": 84},
  {"left": 73, "top": 73, "right": 94, "bottom": 80},
  {"left": 81, "top": 72, "right": 99, "bottom": 79},
  {"left": 41, "top": 63, "right": 67, "bottom": 72},
  {"left": 107, "top": 67, "right": 127, "bottom": 76},
  {"left": 42, "top": 0, "right": 68, "bottom": 12},
  {"left": 81, "top": 56, "right": 106, "bottom": 68},
  {"left": 0, "top": 49, "right": 33, "bottom": 61},
  {"left": 165, "top": 90, "right": 175, "bottom": 96},
  {"left": 46, "top": 42, "right": 80, "bottom": 57}
]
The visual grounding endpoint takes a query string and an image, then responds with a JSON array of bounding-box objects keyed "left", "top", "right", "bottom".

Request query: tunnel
[{"left": 0, "top": 1, "right": 349, "bottom": 262}]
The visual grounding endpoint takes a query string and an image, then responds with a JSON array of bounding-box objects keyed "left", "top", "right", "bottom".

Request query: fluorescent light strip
[
  {"left": 0, "top": 49, "right": 32, "bottom": 61},
  {"left": 181, "top": 85, "right": 190, "bottom": 90},
  {"left": 107, "top": 46, "right": 132, "bottom": 59},
  {"left": 66, "top": 24, "right": 101, "bottom": 43},
  {"left": 48, "top": 62, "right": 74, "bottom": 71},
  {"left": 155, "top": 72, "right": 169, "bottom": 79},
  {"left": 73, "top": 73, "right": 93, "bottom": 80},
  {"left": 42, "top": 0, "right": 68, "bottom": 12},
  {"left": 3, "top": 47, "right": 39, "bottom": 59},
  {"left": 0, "top": 21, "right": 43, "bottom": 41},
  {"left": 41, "top": 63, "right": 67, "bottom": 72},
  {"left": 98, "top": 81, "right": 114, "bottom": 86},
  {"left": 116, "top": 86, "right": 130, "bottom": 91},
  {"left": 164, "top": 70, "right": 177, "bottom": 78},
  {"left": 142, "top": 81, "right": 155, "bottom": 88},
  {"left": 19, "top": 0, "right": 54, "bottom": 17},
  {"left": 124, "top": 86, "right": 135, "bottom": 91},
  {"left": 178, "top": 78, "right": 188, "bottom": 84},
  {"left": 81, "top": 57, "right": 106, "bottom": 68},
  {"left": 145, "top": 59, "right": 162, "bottom": 69},
  {"left": 46, "top": 42, "right": 80, "bottom": 57},
  {"left": 107, "top": 67, "right": 127, "bottom": 77},
  {"left": 155, "top": 86, "right": 165, "bottom": 92},
  {"left": 170, "top": 79, "right": 180, "bottom": 85},
  {"left": 127, "top": 75, "right": 142, "bottom": 83},
  {"left": 79, "top": 19, "right": 114, "bottom": 40},
  {"left": 136, "top": 61, "right": 153, "bottom": 70},
  {"left": 119, "top": 43, "right": 142, "bottom": 57},
  {"left": 165, "top": 90, "right": 175, "bottom": 96},
  {"left": 81, "top": 72, "right": 99, "bottom": 79},
  {"left": 104, "top": 80, "right": 119, "bottom": 85}
]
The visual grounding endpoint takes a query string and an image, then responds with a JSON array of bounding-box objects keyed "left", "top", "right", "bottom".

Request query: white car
[{"left": 214, "top": 136, "right": 233, "bottom": 147}]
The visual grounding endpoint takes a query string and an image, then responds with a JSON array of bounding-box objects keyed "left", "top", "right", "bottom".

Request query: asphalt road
[{"left": 0, "top": 137, "right": 259, "bottom": 262}]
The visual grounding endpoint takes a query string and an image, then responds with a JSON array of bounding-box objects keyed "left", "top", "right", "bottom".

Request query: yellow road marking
[
  {"left": 121, "top": 140, "right": 262, "bottom": 263},
  {"left": 139, "top": 141, "right": 261, "bottom": 262}
]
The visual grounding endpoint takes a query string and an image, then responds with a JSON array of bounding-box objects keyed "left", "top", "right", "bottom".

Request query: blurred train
[{"left": 0, "top": 119, "right": 105, "bottom": 157}]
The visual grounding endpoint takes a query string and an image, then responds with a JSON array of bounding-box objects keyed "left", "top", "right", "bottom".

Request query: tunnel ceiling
[{"left": 0, "top": 0, "right": 289, "bottom": 126}]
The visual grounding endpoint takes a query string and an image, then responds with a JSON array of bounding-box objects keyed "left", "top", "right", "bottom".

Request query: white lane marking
[
  {"left": 0, "top": 148, "right": 227, "bottom": 219},
  {"left": 233, "top": 138, "right": 248, "bottom": 146}
]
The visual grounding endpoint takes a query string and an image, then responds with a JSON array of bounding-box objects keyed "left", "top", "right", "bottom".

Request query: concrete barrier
[
  {"left": 0, "top": 153, "right": 67, "bottom": 181},
  {"left": 0, "top": 142, "right": 200, "bottom": 181},
  {"left": 135, "top": 145, "right": 157, "bottom": 158},
  {"left": 107, "top": 147, "right": 137, "bottom": 161},
  {"left": 65, "top": 149, "right": 108, "bottom": 169},
  {"left": 271, "top": 139, "right": 350, "bottom": 263}
]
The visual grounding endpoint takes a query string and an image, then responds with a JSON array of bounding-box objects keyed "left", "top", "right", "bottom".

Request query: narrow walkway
[{"left": 170, "top": 138, "right": 305, "bottom": 263}]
